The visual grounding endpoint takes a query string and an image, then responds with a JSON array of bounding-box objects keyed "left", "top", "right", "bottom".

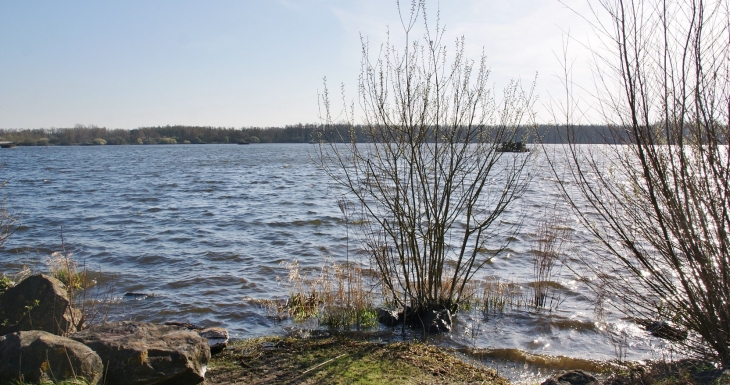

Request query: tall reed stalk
[{"left": 531, "top": 211, "right": 568, "bottom": 311}]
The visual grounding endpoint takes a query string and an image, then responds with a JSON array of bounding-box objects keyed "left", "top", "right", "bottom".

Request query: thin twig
[{"left": 301, "top": 353, "right": 347, "bottom": 375}]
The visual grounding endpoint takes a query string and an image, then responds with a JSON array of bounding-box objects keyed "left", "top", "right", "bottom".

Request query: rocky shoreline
[
  {"left": 1, "top": 274, "right": 727, "bottom": 385},
  {"left": 0, "top": 274, "right": 222, "bottom": 384},
  {"left": 0, "top": 273, "right": 498, "bottom": 384}
]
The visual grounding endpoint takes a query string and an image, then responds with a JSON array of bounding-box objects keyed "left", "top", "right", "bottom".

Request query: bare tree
[
  {"left": 550, "top": 0, "right": 730, "bottom": 365},
  {"left": 317, "top": 0, "right": 536, "bottom": 317}
]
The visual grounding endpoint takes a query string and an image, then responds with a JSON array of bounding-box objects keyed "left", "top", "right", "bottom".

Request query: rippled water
[{"left": 0, "top": 144, "right": 672, "bottom": 376}]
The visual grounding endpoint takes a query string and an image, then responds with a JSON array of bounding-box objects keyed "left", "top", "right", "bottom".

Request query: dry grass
[
  {"left": 0, "top": 263, "right": 32, "bottom": 295},
  {"left": 43, "top": 236, "right": 118, "bottom": 330},
  {"left": 478, "top": 277, "right": 527, "bottom": 317},
  {"left": 476, "top": 211, "right": 569, "bottom": 317},
  {"left": 530, "top": 211, "right": 568, "bottom": 311},
  {"left": 46, "top": 251, "right": 89, "bottom": 292},
  {"left": 272, "top": 259, "right": 378, "bottom": 330}
]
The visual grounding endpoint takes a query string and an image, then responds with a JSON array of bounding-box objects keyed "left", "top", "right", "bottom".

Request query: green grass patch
[
  {"left": 205, "top": 336, "right": 509, "bottom": 385},
  {"left": 0, "top": 275, "right": 14, "bottom": 294}
]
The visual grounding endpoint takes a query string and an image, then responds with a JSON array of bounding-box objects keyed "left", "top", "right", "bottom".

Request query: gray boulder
[
  {"left": 0, "top": 330, "right": 103, "bottom": 385},
  {"left": 541, "top": 370, "right": 599, "bottom": 385},
  {"left": 0, "top": 274, "right": 82, "bottom": 336},
  {"left": 70, "top": 321, "right": 210, "bottom": 385}
]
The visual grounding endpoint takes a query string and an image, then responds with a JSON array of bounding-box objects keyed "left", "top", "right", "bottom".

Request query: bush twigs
[
  {"left": 316, "top": 0, "right": 535, "bottom": 316},
  {"left": 547, "top": 0, "right": 730, "bottom": 366}
]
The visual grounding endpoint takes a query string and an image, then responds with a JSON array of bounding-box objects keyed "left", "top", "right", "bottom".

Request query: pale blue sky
[{"left": 0, "top": 1, "right": 594, "bottom": 129}]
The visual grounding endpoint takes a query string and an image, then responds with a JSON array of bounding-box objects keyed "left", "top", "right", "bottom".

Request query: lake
[{"left": 0, "top": 143, "right": 671, "bottom": 379}]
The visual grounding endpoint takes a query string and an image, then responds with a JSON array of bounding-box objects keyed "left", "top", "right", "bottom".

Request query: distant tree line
[
  {"left": 0, "top": 123, "right": 620, "bottom": 146},
  {"left": 0, "top": 124, "right": 321, "bottom": 146}
]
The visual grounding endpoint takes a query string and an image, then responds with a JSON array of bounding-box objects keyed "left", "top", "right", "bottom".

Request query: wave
[{"left": 461, "top": 347, "right": 609, "bottom": 372}]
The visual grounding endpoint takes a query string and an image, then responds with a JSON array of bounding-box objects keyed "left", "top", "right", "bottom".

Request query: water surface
[{"left": 0, "top": 144, "right": 672, "bottom": 377}]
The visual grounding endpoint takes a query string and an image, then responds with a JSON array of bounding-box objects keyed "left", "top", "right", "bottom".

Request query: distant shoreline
[{"left": 0, "top": 124, "right": 625, "bottom": 147}]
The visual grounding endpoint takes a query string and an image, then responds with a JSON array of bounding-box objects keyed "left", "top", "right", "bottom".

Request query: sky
[{"left": 0, "top": 0, "right": 598, "bottom": 129}]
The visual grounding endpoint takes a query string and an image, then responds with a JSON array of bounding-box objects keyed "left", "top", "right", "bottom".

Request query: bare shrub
[
  {"left": 549, "top": 0, "right": 730, "bottom": 366},
  {"left": 316, "top": 0, "right": 535, "bottom": 315}
]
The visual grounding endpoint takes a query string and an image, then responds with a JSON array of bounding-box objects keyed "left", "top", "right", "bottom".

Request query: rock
[
  {"left": 0, "top": 330, "right": 103, "bottom": 385},
  {"left": 198, "top": 328, "right": 229, "bottom": 354},
  {"left": 645, "top": 321, "right": 688, "bottom": 342},
  {"left": 541, "top": 370, "right": 599, "bottom": 385},
  {"left": 405, "top": 308, "right": 452, "bottom": 333},
  {"left": 164, "top": 322, "right": 228, "bottom": 354},
  {"left": 420, "top": 309, "right": 453, "bottom": 333},
  {"left": 377, "top": 308, "right": 402, "bottom": 327},
  {"left": 0, "top": 274, "right": 82, "bottom": 336},
  {"left": 123, "top": 292, "right": 151, "bottom": 300},
  {"left": 70, "top": 321, "right": 210, "bottom": 385}
]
